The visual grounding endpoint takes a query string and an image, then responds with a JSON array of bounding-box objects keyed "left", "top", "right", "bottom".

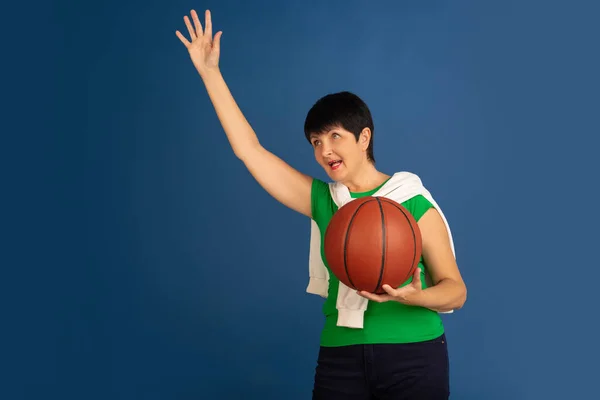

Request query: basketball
[{"left": 324, "top": 196, "right": 423, "bottom": 294}]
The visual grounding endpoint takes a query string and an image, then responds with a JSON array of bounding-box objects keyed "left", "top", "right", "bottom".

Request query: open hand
[
  {"left": 176, "top": 9, "right": 222, "bottom": 77},
  {"left": 357, "top": 267, "right": 423, "bottom": 305}
]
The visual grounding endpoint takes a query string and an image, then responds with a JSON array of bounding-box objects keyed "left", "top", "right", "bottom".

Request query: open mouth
[{"left": 328, "top": 160, "right": 342, "bottom": 170}]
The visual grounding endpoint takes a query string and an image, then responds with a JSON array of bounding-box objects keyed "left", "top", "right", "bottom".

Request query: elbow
[
  {"left": 233, "top": 146, "right": 248, "bottom": 161},
  {"left": 234, "top": 141, "right": 262, "bottom": 162},
  {"left": 453, "top": 285, "right": 468, "bottom": 311},
  {"left": 453, "top": 300, "right": 466, "bottom": 312},
  {"left": 438, "top": 282, "right": 467, "bottom": 313},
  {"left": 233, "top": 150, "right": 245, "bottom": 161}
]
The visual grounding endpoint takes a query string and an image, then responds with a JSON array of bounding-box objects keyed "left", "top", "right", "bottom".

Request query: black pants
[{"left": 312, "top": 334, "right": 449, "bottom": 400}]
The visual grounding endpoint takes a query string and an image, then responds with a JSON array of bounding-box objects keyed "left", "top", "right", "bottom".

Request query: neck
[{"left": 342, "top": 161, "right": 390, "bottom": 193}]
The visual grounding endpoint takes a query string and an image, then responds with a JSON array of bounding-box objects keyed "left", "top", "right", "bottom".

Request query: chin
[{"left": 325, "top": 165, "right": 348, "bottom": 182}]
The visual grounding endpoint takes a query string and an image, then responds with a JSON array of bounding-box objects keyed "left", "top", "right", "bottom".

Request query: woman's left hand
[{"left": 357, "top": 267, "right": 423, "bottom": 305}]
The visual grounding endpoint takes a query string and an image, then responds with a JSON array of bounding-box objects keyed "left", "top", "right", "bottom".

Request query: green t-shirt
[{"left": 311, "top": 177, "right": 445, "bottom": 347}]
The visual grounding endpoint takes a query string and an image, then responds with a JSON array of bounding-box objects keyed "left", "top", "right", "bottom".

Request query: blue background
[{"left": 4, "top": 0, "right": 600, "bottom": 399}]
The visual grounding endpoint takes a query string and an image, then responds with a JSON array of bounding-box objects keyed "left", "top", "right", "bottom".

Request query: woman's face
[{"left": 309, "top": 126, "right": 371, "bottom": 182}]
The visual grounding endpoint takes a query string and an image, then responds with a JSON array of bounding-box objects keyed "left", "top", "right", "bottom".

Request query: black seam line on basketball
[
  {"left": 343, "top": 199, "right": 377, "bottom": 290},
  {"left": 374, "top": 197, "right": 386, "bottom": 293},
  {"left": 383, "top": 200, "right": 418, "bottom": 279}
]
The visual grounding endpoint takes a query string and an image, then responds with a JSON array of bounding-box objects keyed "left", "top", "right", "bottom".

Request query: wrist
[
  {"left": 400, "top": 289, "right": 427, "bottom": 307},
  {"left": 199, "top": 66, "right": 221, "bottom": 81}
]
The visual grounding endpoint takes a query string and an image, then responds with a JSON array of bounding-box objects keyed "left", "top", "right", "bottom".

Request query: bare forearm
[
  {"left": 175, "top": 9, "right": 313, "bottom": 218},
  {"left": 200, "top": 68, "right": 260, "bottom": 158},
  {"left": 197, "top": 68, "right": 313, "bottom": 217},
  {"left": 411, "top": 279, "right": 467, "bottom": 312}
]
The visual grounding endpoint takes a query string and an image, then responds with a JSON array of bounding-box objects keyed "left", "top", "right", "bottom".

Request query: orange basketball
[{"left": 324, "top": 196, "right": 422, "bottom": 294}]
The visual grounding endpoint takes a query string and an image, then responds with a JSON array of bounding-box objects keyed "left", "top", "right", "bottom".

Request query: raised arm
[{"left": 176, "top": 9, "right": 313, "bottom": 217}]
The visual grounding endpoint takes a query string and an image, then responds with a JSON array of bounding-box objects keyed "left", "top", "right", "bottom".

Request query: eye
[
  {"left": 332, "top": 133, "right": 341, "bottom": 139},
  {"left": 312, "top": 139, "right": 321, "bottom": 146}
]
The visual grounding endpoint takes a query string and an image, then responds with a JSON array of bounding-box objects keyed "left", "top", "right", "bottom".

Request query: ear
[{"left": 359, "top": 128, "right": 371, "bottom": 150}]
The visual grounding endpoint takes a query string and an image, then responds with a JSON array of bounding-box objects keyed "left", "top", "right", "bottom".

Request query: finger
[
  {"left": 413, "top": 267, "right": 422, "bottom": 285},
  {"left": 191, "top": 9, "right": 203, "bottom": 37},
  {"left": 184, "top": 15, "right": 196, "bottom": 40},
  {"left": 381, "top": 284, "right": 398, "bottom": 296},
  {"left": 213, "top": 31, "right": 222, "bottom": 52},
  {"left": 204, "top": 9, "right": 213, "bottom": 40},
  {"left": 357, "top": 291, "right": 389, "bottom": 303},
  {"left": 359, "top": 292, "right": 381, "bottom": 302},
  {"left": 175, "top": 30, "right": 191, "bottom": 47}
]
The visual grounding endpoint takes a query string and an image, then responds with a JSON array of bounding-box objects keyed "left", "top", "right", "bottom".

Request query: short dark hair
[{"left": 303, "top": 91, "right": 375, "bottom": 163}]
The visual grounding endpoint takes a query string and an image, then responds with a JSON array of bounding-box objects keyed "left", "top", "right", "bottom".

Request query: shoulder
[
  {"left": 401, "top": 194, "right": 434, "bottom": 222},
  {"left": 311, "top": 178, "right": 335, "bottom": 223},
  {"left": 386, "top": 170, "right": 433, "bottom": 221},
  {"left": 311, "top": 178, "right": 331, "bottom": 202}
]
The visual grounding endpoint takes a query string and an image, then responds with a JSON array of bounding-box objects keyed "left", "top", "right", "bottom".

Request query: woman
[{"left": 176, "top": 9, "right": 467, "bottom": 399}]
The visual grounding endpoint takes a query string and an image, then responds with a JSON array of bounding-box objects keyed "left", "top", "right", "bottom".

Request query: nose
[{"left": 320, "top": 141, "right": 333, "bottom": 157}]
